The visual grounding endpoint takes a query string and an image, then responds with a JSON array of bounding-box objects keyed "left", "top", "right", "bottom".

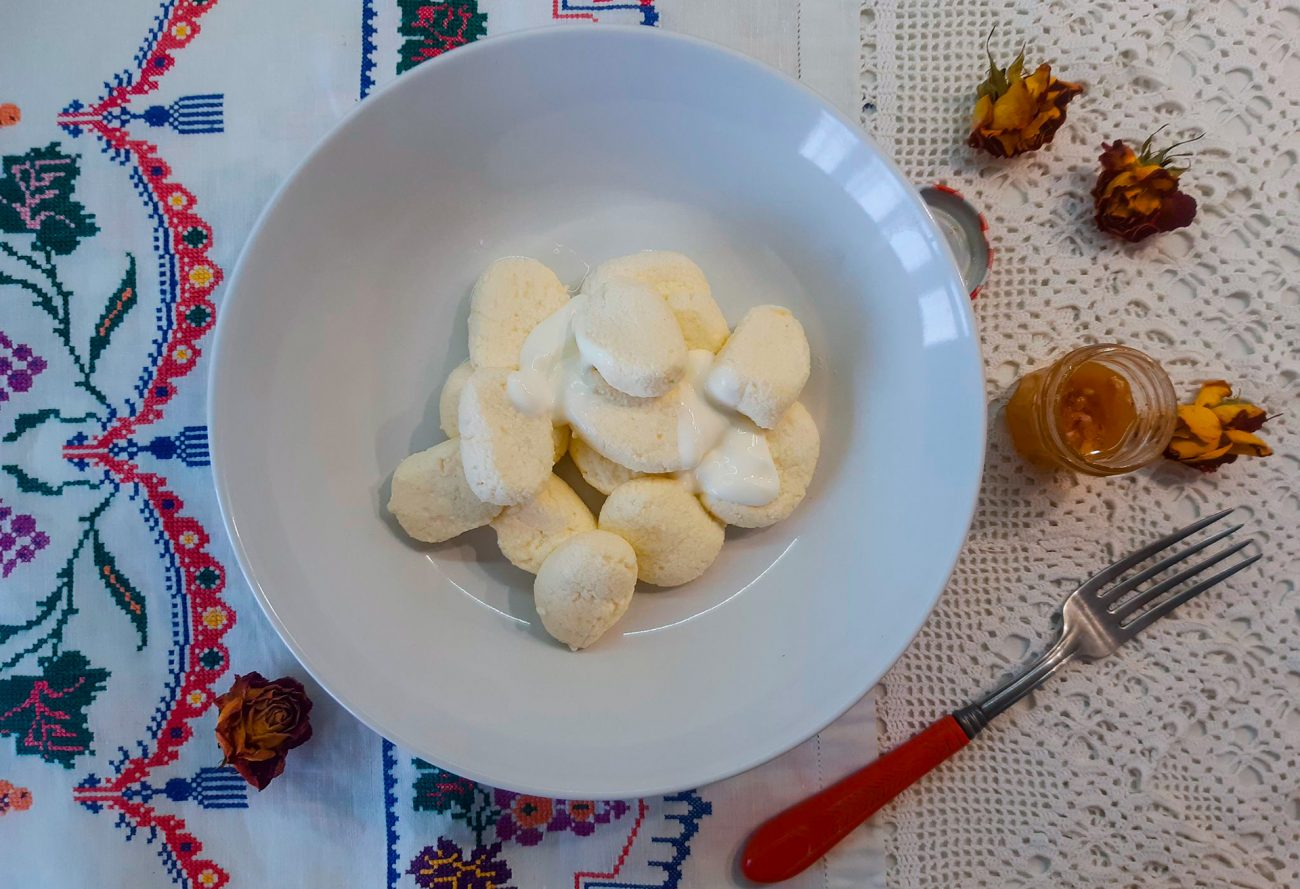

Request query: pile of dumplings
[{"left": 388, "top": 251, "right": 820, "bottom": 650}]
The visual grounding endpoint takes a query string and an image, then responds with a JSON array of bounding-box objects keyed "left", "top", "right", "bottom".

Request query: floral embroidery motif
[
  {"left": 0, "top": 500, "right": 50, "bottom": 578},
  {"left": 0, "top": 651, "right": 109, "bottom": 767},
  {"left": 0, "top": 333, "right": 47, "bottom": 410},
  {"left": 413, "top": 761, "right": 479, "bottom": 815},
  {"left": 0, "top": 0, "right": 237, "bottom": 883},
  {"left": 401, "top": 759, "right": 651, "bottom": 885},
  {"left": 0, "top": 143, "right": 98, "bottom": 256},
  {"left": 494, "top": 793, "right": 553, "bottom": 846},
  {"left": 396, "top": 1, "right": 488, "bottom": 75},
  {"left": 0, "top": 779, "right": 33, "bottom": 814},
  {"left": 493, "top": 789, "right": 630, "bottom": 846},
  {"left": 407, "top": 839, "right": 513, "bottom": 889}
]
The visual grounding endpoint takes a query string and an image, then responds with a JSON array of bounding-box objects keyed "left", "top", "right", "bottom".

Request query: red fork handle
[{"left": 741, "top": 714, "right": 972, "bottom": 884}]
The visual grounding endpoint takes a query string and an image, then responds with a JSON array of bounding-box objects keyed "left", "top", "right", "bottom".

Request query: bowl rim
[{"left": 208, "top": 23, "right": 985, "bottom": 797}]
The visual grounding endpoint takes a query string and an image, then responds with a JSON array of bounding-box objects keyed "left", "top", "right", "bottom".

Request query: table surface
[{"left": 1, "top": 2, "right": 1296, "bottom": 888}]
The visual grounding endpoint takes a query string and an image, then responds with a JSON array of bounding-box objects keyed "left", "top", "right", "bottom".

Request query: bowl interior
[{"left": 211, "top": 26, "right": 984, "bottom": 797}]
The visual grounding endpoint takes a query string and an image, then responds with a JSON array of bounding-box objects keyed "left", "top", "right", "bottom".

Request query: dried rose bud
[
  {"left": 968, "top": 39, "right": 1083, "bottom": 158},
  {"left": 1164, "top": 380, "right": 1272, "bottom": 473},
  {"left": 1093, "top": 133, "right": 1199, "bottom": 242},
  {"left": 214, "top": 672, "right": 313, "bottom": 790}
]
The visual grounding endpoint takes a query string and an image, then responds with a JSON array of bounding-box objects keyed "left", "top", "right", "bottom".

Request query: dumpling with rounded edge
[
  {"left": 551, "top": 424, "right": 570, "bottom": 465},
  {"left": 586, "top": 251, "right": 728, "bottom": 352},
  {"left": 534, "top": 530, "right": 638, "bottom": 650},
  {"left": 438, "top": 360, "right": 473, "bottom": 438},
  {"left": 458, "top": 367, "right": 553, "bottom": 506},
  {"left": 706, "top": 305, "right": 810, "bottom": 429},
  {"left": 491, "top": 474, "right": 595, "bottom": 574},
  {"left": 565, "top": 369, "right": 688, "bottom": 473},
  {"left": 599, "top": 478, "right": 724, "bottom": 587},
  {"left": 468, "top": 257, "right": 570, "bottom": 369},
  {"left": 568, "top": 435, "right": 648, "bottom": 495},
  {"left": 701, "top": 401, "right": 819, "bottom": 528},
  {"left": 388, "top": 441, "right": 501, "bottom": 543},
  {"left": 574, "top": 278, "right": 686, "bottom": 397}
]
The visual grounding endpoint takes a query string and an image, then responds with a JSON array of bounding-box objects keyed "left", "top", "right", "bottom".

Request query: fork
[{"left": 741, "top": 508, "right": 1261, "bottom": 883}]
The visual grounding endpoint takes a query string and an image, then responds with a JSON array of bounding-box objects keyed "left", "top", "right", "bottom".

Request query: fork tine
[
  {"left": 1113, "top": 538, "right": 1253, "bottom": 618},
  {"left": 1101, "top": 524, "right": 1243, "bottom": 600},
  {"left": 1122, "top": 549, "right": 1262, "bottom": 635},
  {"left": 1078, "top": 508, "right": 1235, "bottom": 595}
]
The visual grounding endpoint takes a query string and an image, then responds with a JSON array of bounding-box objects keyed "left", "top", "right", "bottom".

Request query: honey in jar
[{"left": 1005, "top": 344, "right": 1176, "bottom": 476}]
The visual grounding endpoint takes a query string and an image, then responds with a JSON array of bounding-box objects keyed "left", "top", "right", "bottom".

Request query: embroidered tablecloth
[{"left": 1, "top": 2, "right": 884, "bottom": 887}]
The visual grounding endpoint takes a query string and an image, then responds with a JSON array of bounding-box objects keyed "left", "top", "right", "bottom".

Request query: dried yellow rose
[
  {"left": 968, "top": 39, "right": 1083, "bottom": 158},
  {"left": 1164, "top": 380, "right": 1272, "bottom": 473}
]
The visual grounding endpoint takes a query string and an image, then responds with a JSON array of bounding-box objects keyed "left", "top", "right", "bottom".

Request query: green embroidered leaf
[
  {"left": 397, "top": 0, "right": 487, "bottom": 74},
  {"left": 1, "top": 464, "right": 94, "bottom": 495},
  {"left": 0, "top": 144, "right": 98, "bottom": 255},
  {"left": 0, "top": 650, "right": 109, "bottom": 767},
  {"left": 3, "top": 409, "right": 58, "bottom": 442},
  {"left": 0, "top": 588, "right": 62, "bottom": 646},
  {"left": 90, "top": 531, "right": 147, "bottom": 649},
  {"left": 89, "top": 254, "right": 137, "bottom": 368},
  {"left": 2, "top": 464, "right": 59, "bottom": 495},
  {"left": 412, "top": 759, "right": 479, "bottom": 815}
]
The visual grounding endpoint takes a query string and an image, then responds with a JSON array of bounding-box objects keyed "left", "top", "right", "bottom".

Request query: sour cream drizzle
[{"left": 506, "top": 297, "right": 780, "bottom": 507}]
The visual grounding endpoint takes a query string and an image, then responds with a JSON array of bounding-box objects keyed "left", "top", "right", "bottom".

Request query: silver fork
[{"left": 741, "top": 508, "right": 1262, "bottom": 884}]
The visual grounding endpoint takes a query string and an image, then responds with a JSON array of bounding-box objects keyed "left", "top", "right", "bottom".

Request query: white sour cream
[{"left": 506, "top": 298, "right": 780, "bottom": 507}]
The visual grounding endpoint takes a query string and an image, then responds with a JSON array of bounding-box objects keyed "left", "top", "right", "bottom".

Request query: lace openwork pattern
[{"left": 862, "top": 2, "right": 1299, "bottom": 886}]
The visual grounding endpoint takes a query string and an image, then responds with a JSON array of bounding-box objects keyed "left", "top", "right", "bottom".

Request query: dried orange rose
[
  {"left": 1093, "top": 133, "right": 1198, "bottom": 242},
  {"left": 215, "top": 672, "right": 313, "bottom": 790},
  {"left": 1164, "top": 380, "right": 1272, "bottom": 473},
  {"left": 968, "top": 40, "right": 1083, "bottom": 158}
]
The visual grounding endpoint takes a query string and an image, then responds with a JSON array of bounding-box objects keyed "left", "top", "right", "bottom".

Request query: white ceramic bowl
[{"left": 211, "top": 26, "right": 984, "bottom": 798}]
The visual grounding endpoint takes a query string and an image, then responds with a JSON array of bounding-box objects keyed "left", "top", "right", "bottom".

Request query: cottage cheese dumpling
[
  {"left": 534, "top": 530, "right": 638, "bottom": 650},
  {"left": 468, "top": 257, "right": 570, "bottom": 369},
  {"left": 568, "top": 435, "right": 648, "bottom": 495},
  {"left": 586, "top": 252, "right": 728, "bottom": 352},
  {"left": 707, "top": 306, "right": 811, "bottom": 429},
  {"left": 566, "top": 372, "right": 689, "bottom": 473},
  {"left": 551, "top": 425, "right": 570, "bottom": 464},
  {"left": 458, "top": 367, "right": 552, "bottom": 506},
  {"left": 438, "top": 361, "right": 473, "bottom": 438},
  {"left": 702, "top": 402, "right": 819, "bottom": 527},
  {"left": 599, "top": 478, "right": 724, "bottom": 587},
  {"left": 390, "top": 251, "right": 825, "bottom": 653},
  {"left": 491, "top": 474, "right": 595, "bottom": 574},
  {"left": 449, "top": 364, "right": 563, "bottom": 457},
  {"left": 575, "top": 279, "right": 687, "bottom": 397},
  {"left": 388, "top": 441, "right": 501, "bottom": 543}
]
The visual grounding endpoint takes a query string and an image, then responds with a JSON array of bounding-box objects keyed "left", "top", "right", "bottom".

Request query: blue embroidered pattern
[{"left": 361, "top": 0, "right": 379, "bottom": 98}]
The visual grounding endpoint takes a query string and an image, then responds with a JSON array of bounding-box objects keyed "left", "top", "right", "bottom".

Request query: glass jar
[{"left": 1005, "top": 344, "right": 1177, "bottom": 476}]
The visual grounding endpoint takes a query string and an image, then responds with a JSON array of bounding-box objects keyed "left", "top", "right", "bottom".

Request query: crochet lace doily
[{"left": 862, "top": 2, "right": 1299, "bottom": 887}]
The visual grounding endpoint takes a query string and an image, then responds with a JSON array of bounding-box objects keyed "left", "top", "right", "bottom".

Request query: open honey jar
[{"left": 1005, "top": 344, "right": 1177, "bottom": 476}]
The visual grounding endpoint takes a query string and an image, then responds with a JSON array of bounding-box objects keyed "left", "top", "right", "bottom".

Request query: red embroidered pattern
[{"left": 56, "top": 2, "right": 231, "bottom": 886}]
